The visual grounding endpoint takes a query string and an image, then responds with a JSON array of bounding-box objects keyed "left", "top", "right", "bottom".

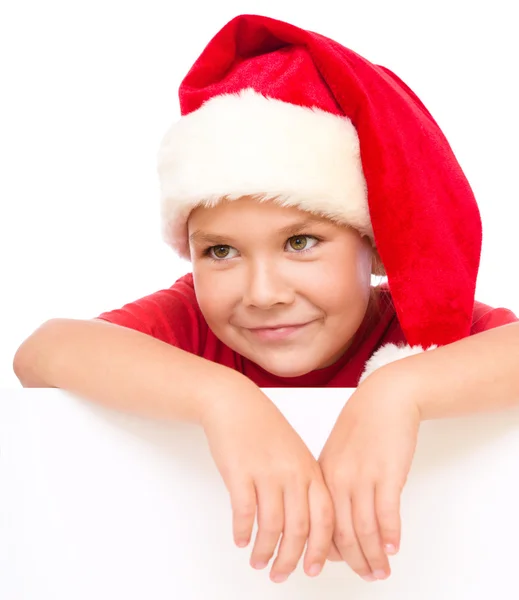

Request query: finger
[
  {"left": 352, "top": 482, "right": 390, "bottom": 580},
  {"left": 332, "top": 488, "right": 373, "bottom": 581},
  {"left": 269, "top": 482, "right": 309, "bottom": 583},
  {"left": 327, "top": 540, "right": 342, "bottom": 562},
  {"left": 249, "top": 483, "right": 284, "bottom": 570},
  {"left": 229, "top": 477, "right": 257, "bottom": 548},
  {"left": 303, "top": 479, "right": 335, "bottom": 576},
  {"left": 375, "top": 479, "right": 401, "bottom": 555}
]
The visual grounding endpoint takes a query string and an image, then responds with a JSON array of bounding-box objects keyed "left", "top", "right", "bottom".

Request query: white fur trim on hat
[
  {"left": 359, "top": 343, "right": 438, "bottom": 384},
  {"left": 157, "top": 88, "right": 372, "bottom": 259}
]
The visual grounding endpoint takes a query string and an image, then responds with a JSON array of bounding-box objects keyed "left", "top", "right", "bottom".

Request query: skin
[
  {"left": 319, "top": 318, "right": 519, "bottom": 581},
  {"left": 187, "top": 195, "right": 519, "bottom": 584},
  {"left": 187, "top": 196, "right": 376, "bottom": 377},
  {"left": 186, "top": 195, "right": 384, "bottom": 583}
]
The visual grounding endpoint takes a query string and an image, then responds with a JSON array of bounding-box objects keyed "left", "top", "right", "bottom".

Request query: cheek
[
  {"left": 305, "top": 255, "right": 370, "bottom": 307},
  {"left": 192, "top": 269, "right": 235, "bottom": 325},
  {"left": 314, "top": 281, "right": 368, "bottom": 318}
]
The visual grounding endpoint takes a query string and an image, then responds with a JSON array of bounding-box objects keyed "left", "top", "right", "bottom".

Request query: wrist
[
  {"left": 195, "top": 364, "right": 266, "bottom": 427},
  {"left": 360, "top": 357, "right": 426, "bottom": 419}
]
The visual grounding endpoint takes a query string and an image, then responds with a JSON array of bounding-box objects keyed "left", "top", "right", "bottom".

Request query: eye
[
  {"left": 205, "top": 245, "right": 238, "bottom": 260},
  {"left": 286, "top": 235, "right": 319, "bottom": 252}
]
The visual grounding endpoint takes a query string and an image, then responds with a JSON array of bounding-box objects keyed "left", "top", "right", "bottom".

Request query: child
[{"left": 13, "top": 13, "right": 519, "bottom": 586}]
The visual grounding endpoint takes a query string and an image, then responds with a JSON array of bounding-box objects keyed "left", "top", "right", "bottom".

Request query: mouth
[{"left": 246, "top": 321, "right": 314, "bottom": 342}]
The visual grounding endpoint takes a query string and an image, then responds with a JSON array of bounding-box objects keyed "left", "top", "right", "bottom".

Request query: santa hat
[{"left": 156, "top": 14, "right": 482, "bottom": 381}]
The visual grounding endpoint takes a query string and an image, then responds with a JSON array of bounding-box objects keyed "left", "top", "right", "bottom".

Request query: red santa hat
[{"left": 157, "top": 14, "right": 482, "bottom": 381}]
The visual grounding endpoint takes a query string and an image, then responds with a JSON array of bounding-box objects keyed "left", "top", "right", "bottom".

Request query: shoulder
[
  {"left": 471, "top": 299, "right": 518, "bottom": 334},
  {"left": 95, "top": 272, "right": 209, "bottom": 350},
  {"left": 373, "top": 283, "right": 518, "bottom": 341}
]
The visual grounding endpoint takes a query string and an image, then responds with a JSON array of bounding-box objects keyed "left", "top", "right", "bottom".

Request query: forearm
[
  {"left": 385, "top": 323, "right": 519, "bottom": 421},
  {"left": 12, "top": 318, "right": 253, "bottom": 423}
]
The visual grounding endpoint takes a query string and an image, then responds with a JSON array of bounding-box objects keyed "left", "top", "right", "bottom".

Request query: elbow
[
  {"left": 13, "top": 334, "right": 38, "bottom": 386},
  {"left": 12, "top": 341, "right": 33, "bottom": 386},
  {"left": 12, "top": 319, "right": 60, "bottom": 387}
]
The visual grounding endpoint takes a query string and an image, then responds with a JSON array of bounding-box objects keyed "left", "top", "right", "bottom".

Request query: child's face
[{"left": 187, "top": 197, "right": 374, "bottom": 377}]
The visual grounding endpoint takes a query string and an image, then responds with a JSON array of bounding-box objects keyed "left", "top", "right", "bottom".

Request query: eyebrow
[{"left": 189, "top": 216, "right": 327, "bottom": 246}]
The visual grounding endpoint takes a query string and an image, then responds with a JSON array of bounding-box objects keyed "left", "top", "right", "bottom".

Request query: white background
[
  {"left": 1, "top": 0, "right": 518, "bottom": 387},
  {"left": 3, "top": 388, "right": 519, "bottom": 599}
]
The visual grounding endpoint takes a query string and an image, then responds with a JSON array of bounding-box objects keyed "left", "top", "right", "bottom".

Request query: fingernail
[
  {"left": 308, "top": 563, "right": 322, "bottom": 577},
  {"left": 373, "top": 569, "right": 388, "bottom": 580},
  {"left": 252, "top": 561, "right": 268, "bottom": 569},
  {"left": 236, "top": 539, "right": 248, "bottom": 548},
  {"left": 271, "top": 573, "right": 289, "bottom": 583},
  {"left": 384, "top": 543, "right": 397, "bottom": 555},
  {"left": 362, "top": 574, "right": 377, "bottom": 582}
]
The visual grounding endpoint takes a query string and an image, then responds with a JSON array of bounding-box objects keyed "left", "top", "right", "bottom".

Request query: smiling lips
[{"left": 246, "top": 321, "right": 314, "bottom": 341}]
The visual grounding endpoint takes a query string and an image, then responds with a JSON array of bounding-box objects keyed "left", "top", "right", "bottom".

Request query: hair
[
  {"left": 367, "top": 246, "right": 393, "bottom": 323},
  {"left": 371, "top": 247, "right": 386, "bottom": 277}
]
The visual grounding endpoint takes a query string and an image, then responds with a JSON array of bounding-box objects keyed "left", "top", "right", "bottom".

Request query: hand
[
  {"left": 318, "top": 368, "right": 421, "bottom": 581},
  {"left": 201, "top": 377, "right": 335, "bottom": 583}
]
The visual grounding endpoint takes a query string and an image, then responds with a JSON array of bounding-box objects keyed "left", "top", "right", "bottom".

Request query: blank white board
[{"left": 1, "top": 388, "right": 519, "bottom": 599}]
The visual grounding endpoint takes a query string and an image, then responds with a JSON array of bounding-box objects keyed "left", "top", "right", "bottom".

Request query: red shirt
[{"left": 96, "top": 272, "right": 518, "bottom": 387}]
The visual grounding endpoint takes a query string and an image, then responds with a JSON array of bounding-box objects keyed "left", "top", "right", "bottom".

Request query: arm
[
  {"left": 383, "top": 322, "right": 519, "bottom": 420},
  {"left": 13, "top": 318, "right": 337, "bottom": 582},
  {"left": 12, "top": 318, "right": 254, "bottom": 424},
  {"left": 317, "top": 320, "right": 519, "bottom": 582}
]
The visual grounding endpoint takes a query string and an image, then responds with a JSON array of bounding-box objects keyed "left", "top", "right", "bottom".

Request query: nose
[{"left": 242, "top": 261, "right": 295, "bottom": 309}]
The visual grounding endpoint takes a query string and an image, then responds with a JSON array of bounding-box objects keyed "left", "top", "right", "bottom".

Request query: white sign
[{"left": 2, "top": 388, "right": 519, "bottom": 599}]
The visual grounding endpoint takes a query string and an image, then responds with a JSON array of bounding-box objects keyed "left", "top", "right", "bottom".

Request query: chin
[
  {"left": 261, "top": 364, "right": 313, "bottom": 378},
  {"left": 253, "top": 355, "right": 319, "bottom": 378}
]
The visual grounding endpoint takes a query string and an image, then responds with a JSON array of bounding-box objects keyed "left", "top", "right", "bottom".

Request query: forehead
[{"left": 188, "top": 198, "right": 339, "bottom": 244}]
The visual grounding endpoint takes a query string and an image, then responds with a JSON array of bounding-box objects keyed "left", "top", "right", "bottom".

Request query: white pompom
[{"left": 359, "top": 343, "right": 438, "bottom": 384}]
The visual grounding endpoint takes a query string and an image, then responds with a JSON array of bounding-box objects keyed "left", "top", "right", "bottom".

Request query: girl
[{"left": 13, "top": 13, "right": 519, "bottom": 587}]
